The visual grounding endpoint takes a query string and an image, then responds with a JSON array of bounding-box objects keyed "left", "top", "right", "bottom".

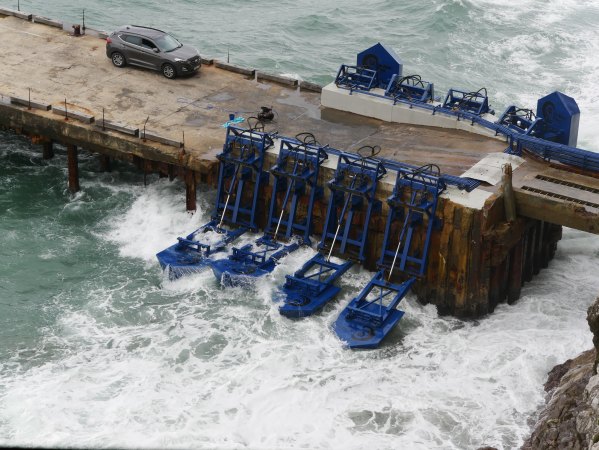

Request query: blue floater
[
  {"left": 333, "top": 272, "right": 415, "bottom": 349},
  {"left": 278, "top": 253, "right": 353, "bottom": 318},
  {"left": 156, "top": 220, "right": 245, "bottom": 279},
  {"left": 211, "top": 237, "right": 299, "bottom": 287}
]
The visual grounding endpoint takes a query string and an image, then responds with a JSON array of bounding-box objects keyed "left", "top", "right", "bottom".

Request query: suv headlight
[{"left": 174, "top": 57, "right": 184, "bottom": 62}]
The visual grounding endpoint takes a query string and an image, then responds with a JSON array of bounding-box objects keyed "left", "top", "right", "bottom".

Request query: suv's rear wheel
[
  {"left": 111, "top": 52, "right": 126, "bottom": 68},
  {"left": 162, "top": 63, "right": 176, "bottom": 79}
]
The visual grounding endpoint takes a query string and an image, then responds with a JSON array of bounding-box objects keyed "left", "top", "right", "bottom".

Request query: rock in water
[{"left": 522, "top": 296, "right": 599, "bottom": 449}]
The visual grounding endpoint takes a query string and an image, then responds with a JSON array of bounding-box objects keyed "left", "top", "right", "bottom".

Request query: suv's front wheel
[
  {"left": 162, "top": 63, "right": 177, "bottom": 79},
  {"left": 111, "top": 52, "right": 126, "bottom": 68}
]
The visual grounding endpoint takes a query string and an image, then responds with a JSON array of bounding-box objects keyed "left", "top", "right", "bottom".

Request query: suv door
[
  {"left": 120, "top": 34, "right": 162, "bottom": 69},
  {"left": 137, "top": 37, "right": 163, "bottom": 70}
]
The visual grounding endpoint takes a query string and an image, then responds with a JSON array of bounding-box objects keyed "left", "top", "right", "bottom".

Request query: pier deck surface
[
  {"left": 0, "top": 15, "right": 505, "bottom": 176},
  {"left": 0, "top": 14, "right": 598, "bottom": 234}
]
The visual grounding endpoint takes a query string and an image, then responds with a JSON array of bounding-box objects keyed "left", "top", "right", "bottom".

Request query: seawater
[{"left": 0, "top": 0, "right": 599, "bottom": 448}]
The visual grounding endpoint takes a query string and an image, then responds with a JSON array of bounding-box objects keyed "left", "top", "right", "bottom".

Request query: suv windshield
[{"left": 154, "top": 34, "right": 181, "bottom": 52}]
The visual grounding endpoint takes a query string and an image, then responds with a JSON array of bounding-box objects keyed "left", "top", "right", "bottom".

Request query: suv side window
[
  {"left": 121, "top": 34, "right": 142, "bottom": 46},
  {"left": 140, "top": 38, "right": 156, "bottom": 50}
]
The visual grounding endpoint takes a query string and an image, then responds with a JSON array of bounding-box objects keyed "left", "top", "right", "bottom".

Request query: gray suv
[{"left": 106, "top": 25, "right": 201, "bottom": 79}]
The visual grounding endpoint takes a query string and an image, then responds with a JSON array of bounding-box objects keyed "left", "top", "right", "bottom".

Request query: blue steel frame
[
  {"left": 442, "top": 88, "right": 490, "bottom": 115},
  {"left": 265, "top": 137, "right": 328, "bottom": 245},
  {"left": 385, "top": 74, "right": 434, "bottom": 104},
  {"left": 331, "top": 60, "right": 599, "bottom": 174},
  {"left": 498, "top": 106, "right": 536, "bottom": 134},
  {"left": 277, "top": 149, "right": 387, "bottom": 318},
  {"left": 334, "top": 65, "right": 377, "bottom": 93},
  {"left": 318, "top": 152, "right": 386, "bottom": 263},
  {"left": 155, "top": 125, "right": 274, "bottom": 278},
  {"left": 213, "top": 125, "right": 274, "bottom": 231},
  {"left": 377, "top": 164, "right": 446, "bottom": 277}
]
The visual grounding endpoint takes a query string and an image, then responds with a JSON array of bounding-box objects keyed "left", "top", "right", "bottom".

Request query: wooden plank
[
  {"left": 523, "top": 223, "right": 536, "bottom": 283},
  {"left": 532, "top": 221, "right": 544, "bottom": 275},
  {"left": 435, "top": 200, "right": 455, "bottom": 315},
  {"left": 466, "top": 209, "right": 483, "bottom": 307},
  {"left": 454, "top": 207, "right": 474, "bottom": 312},
  {"left": 489, "top": 257, "right": 506, "bottom": 310}
]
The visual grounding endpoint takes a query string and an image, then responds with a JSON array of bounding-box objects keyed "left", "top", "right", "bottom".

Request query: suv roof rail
[{"left": 129, "top": 25, "right": 164, "bottom": 32}]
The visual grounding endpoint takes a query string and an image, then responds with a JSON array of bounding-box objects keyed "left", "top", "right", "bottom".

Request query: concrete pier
[{"left": 1, "top": 13, "right": 598, "bottom": 318}]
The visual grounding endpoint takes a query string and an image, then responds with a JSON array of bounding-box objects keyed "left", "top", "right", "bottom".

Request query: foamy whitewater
[{"left": 1, "top": 0, "right": 599, "bottom": 449}]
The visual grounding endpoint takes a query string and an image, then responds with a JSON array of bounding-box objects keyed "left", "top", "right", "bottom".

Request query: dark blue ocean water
[{"left": 1, "top": 1, "right": 599, "bottom": 449}]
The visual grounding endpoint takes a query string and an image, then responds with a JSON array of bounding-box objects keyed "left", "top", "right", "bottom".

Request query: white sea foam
[
  {"left": 103, "top": 179, "right": 207, "bottom": 262},
  {"left": 1, "top": 173, "right": 598, "bottom": 449}
]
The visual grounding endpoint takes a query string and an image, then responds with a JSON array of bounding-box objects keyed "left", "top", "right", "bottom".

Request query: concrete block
[
  {"left": 200, "top": 57, "right": 214, "bottom": 66},
  {"left": 32, "top": 15, "right": 62, "bottom": 28},
  {"left": 214, "top": 60, "right": 255, "bottom": 77},
  {"left": 256, "top": 72, "right": 298, "bottom": 87},
  {"left": 10, "top": 96, "right": 51, "bottom": 111},
  {"left": 52, "top": 106, "right": 94, "bottom": 124},
  {"left": 0, "top": 8, "right": 32, "bottom": 20},
  {"left": 299, "top": 80, "right": 322, "bottom": 93},
  {"left": 321, "top": 83, "right": 393, "bottom": 122},
  {"left": 95, "top": 120, "right": 139, "bottom": 136},
  {"left": 141, "top": 130, "right": 183, "bottom": 148}
]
